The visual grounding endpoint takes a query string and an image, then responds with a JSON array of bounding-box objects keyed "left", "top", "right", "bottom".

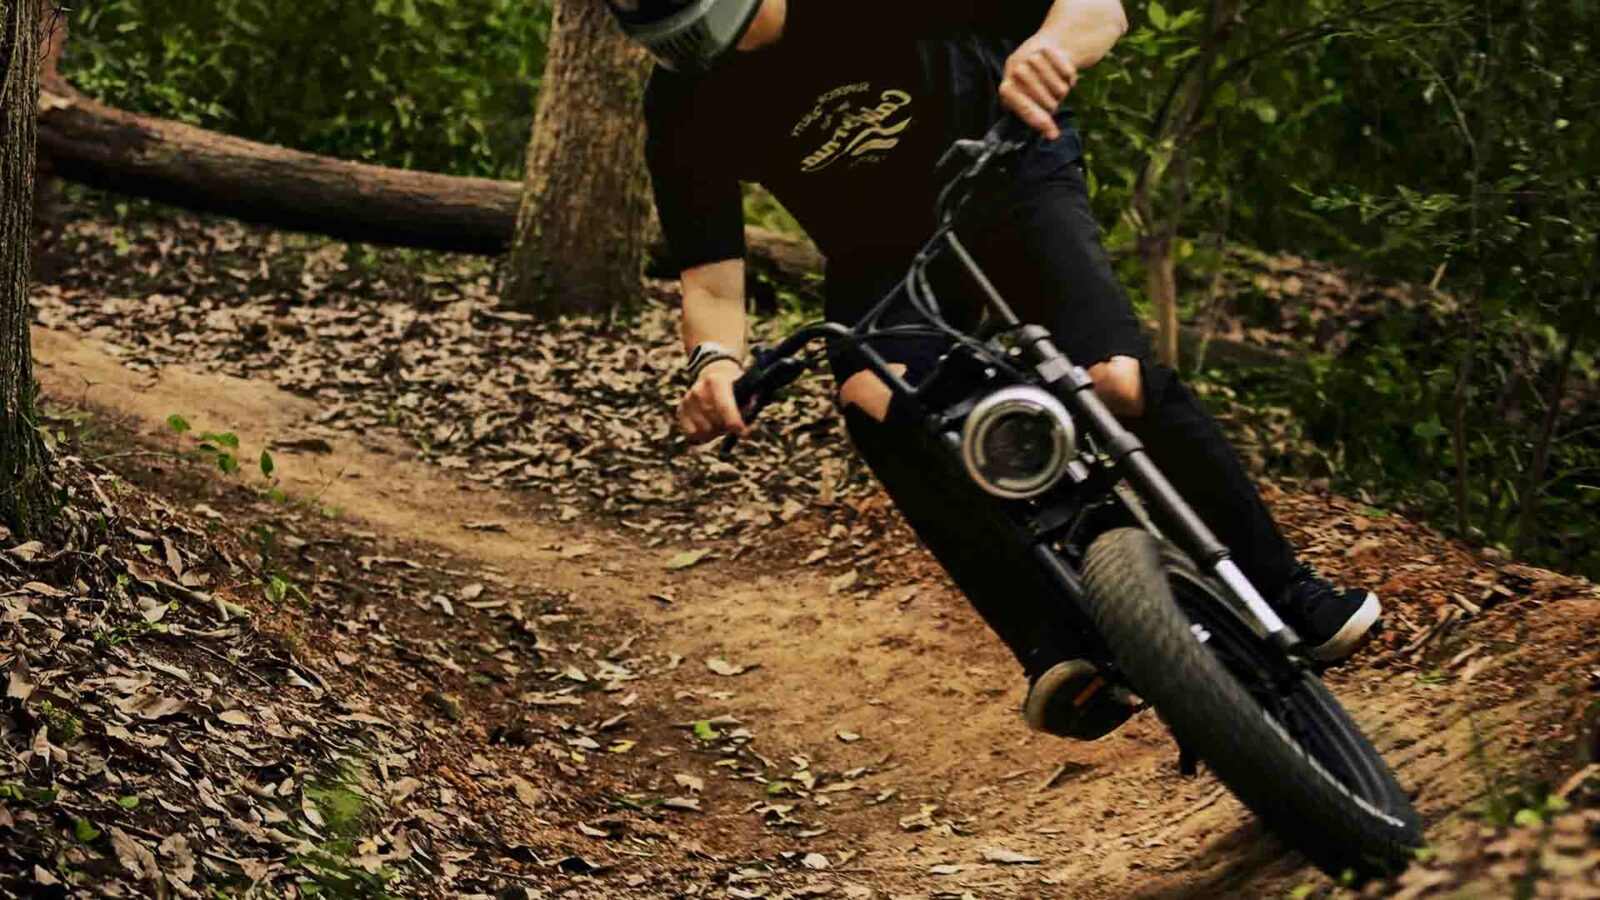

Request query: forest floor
[{"left": 2, "top": 196, "right": 1597, "bottom": 898}]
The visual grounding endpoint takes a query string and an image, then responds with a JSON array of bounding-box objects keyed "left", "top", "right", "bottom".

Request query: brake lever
[
  {"left": 718, "top": 379, "right": 760, "bottom": 458},
  {"left": 718, "top": 355, "right": 769, "bottom": 458},
  {"left": 717, "top": 351, "right": 809, "bottom": 458}
]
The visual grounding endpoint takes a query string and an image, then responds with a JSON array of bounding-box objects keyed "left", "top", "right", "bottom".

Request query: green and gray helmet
[{"left": 605, "top": 0, "right": 764, "bottom": 73}]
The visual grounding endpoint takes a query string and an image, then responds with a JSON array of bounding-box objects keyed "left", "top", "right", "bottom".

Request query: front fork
[{"left": 1012, "top": 323, "right": 1303, "bottom": 655}]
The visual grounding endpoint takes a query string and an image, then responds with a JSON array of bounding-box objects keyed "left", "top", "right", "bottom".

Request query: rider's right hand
[{"left": 677, "top": 359, "right": 748, "bottom": 445}]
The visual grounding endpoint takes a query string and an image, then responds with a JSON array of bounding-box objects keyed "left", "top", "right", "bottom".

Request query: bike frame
[{"left": 734, "top": 119, "right": 1304, "bottom": 658}]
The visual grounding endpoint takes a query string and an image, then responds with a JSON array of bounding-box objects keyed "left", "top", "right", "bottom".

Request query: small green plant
[
  {"left": 198, "top": 431, "right": 242, "bottom": 475},
  {"left": 288, "top": 758, "right": 396, "bottom": 897},
  {"left": 0, "top": 783, "right": 60, "bottom": 805},
  {"left": 262, "top": 573, "right": 308, "bottom": 607},
  {"left": 289, "top": 851, "right": 396, "bottom": 899},
  {"left": 94, "top": 619, "right": 165, "bottom": 647},
  {"left": 38, "top": 701, "right": 83, "bottom": 744}
]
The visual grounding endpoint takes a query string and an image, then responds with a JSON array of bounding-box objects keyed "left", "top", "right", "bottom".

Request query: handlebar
[
  {"left": 714, "top": 323, "right": 855, "bottom": 456},
  {"left": 711, "top": 114, "right": 1040, "bottom": 457}
]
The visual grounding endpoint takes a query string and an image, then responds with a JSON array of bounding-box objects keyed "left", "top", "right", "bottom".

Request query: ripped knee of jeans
[{"left": 1088, "top": 356, "right": 1148, "bottom": 419}]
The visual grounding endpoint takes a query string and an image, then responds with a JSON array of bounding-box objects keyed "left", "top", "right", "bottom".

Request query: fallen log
[
  {"left": 36, "top": 74, "right": 817, "bottom": 276},
  {"left": 39, "top": 76, "right": 519, "bottom": 254}
]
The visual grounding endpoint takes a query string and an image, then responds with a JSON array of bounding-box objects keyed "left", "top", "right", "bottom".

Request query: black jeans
[{"left": 827, "top": 154, "right": 1299, "bottom": 678}]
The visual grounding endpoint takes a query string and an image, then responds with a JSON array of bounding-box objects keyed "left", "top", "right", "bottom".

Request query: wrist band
[{"left": 684, "top": 342, "right": 742, "bottom": 385}]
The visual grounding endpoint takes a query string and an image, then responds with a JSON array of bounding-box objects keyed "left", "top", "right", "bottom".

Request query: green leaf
[
  {"left": 74, "top": 817, "right": 101, "bottom": 843},
  {"left": 259, "top": 450, "right": 275, "bottom": 478},
  {"left": 166, "top": 414, "right": 191, "bottom": 435},
  {"left": 117, "top": 795, "right": 141, "bottom": 810},
  {"left": 199, "top": 431, "right": 241, "bottom": 449},
  {"left": 1512, "top": 807, "right": 1544, "bottom": 828},
  {"left": 217, "top": 454, "right": 241, "bottom": 476},
  {"left": 665, "top": 549, "right": 710, "bottom": 571},
  {"left": 692, "top": 720, "right": 719, "bottom": 741},
  {"left": 1413, "top": 416, "right": 1448, "bottom": 442},
  {"left": 1148, "top": 0, "right": 1171, "bottom": 31}
]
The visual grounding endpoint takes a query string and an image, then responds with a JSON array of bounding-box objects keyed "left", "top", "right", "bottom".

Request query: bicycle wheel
[{"left": 1081, "top": 528, "right": 1424, "bottom": 881}]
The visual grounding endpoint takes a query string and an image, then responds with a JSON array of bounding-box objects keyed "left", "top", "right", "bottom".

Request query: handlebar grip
[
  {"left": 719, "top": 370, "right": 763, "bottom": 459},
  {"left": 732, "top": 371, "right": 759, "bottom": 417},
  {"left": 984, "top": 113, "right": 1038, "bottom": 147}
]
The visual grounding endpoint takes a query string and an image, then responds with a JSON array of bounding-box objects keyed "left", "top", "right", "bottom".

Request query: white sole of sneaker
[{"left": 1308, "top": 591, "right": 1382, "bottom": 662}]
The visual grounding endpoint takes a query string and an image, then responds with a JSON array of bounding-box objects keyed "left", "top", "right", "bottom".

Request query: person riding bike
[{"left": 611, "top": 0, "right": 1383, "bottom": 738}]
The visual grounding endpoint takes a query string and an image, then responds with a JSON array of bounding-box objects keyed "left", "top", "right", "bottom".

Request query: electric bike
[{"left": 722, "top": 117, "right": 1425, "bottom": 880}]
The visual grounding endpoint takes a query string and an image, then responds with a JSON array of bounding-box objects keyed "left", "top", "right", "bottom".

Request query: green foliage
[
  {"left": 64, "top": 0, "right": 553, "bottom": 177},
  {"left": 1211, "top": 302, "right": 1600, "bottom": 575},
  {"left": 292, "top": 760, "right": 395, "bottom": 898},
  {"left": 1096, "top": 0, "right": 1600, "bottom": 574}
]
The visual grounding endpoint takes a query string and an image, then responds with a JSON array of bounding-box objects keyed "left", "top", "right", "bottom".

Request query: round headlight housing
[{"left": 960, "top": 386, "right": 1078, "bottom": 500}]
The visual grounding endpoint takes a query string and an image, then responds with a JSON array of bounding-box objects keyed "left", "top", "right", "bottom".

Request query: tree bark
[
  {"left": 502, "top": 0, "right": 652, "bottom": 318},
  {"left": 1, "top": 0, "right": 55, "bottom": 537},
  {"left": 1142, "top": 237, "right": 1181, "bottom": 366}
]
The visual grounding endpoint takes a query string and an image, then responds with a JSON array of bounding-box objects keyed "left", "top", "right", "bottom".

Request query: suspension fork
[{"left": 1011, "top": 324, "right": 1302, "bottom": 654}]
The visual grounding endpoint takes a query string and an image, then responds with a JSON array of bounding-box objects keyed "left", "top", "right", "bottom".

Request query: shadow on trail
[{"left": 1129, "top": 820, "right": 1310, "bottom": 898}]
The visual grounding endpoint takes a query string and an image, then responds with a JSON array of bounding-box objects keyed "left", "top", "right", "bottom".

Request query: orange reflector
[{"left": 1072, "top": 676, "right": 1107, "bottom": 708}]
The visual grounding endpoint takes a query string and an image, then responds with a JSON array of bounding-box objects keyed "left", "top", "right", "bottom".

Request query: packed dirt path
[{"left": 32, "top": 324, "right": 1600, "bottom": 898}]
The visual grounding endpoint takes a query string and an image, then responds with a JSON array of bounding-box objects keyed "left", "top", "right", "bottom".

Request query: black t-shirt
[{"left": 644, "top": 1, "right": 1083, "bottom": 274}]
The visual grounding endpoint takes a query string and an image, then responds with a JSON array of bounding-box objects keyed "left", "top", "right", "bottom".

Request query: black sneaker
[
  {"left": 1023, "top": 660, "right": 1142, "bottom": 740},
  {"left": 1279, "top": 564, "right": 1383, "bottom": 663}
]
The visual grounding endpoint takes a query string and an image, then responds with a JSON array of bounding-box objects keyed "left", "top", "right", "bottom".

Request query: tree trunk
[
  {"left": 502, "top": 0, "right": 651, "bottom": 318},
  {"left": 1142, "top": 237, "right": 1181, "bottom": 367},
  {"left": 1512, "top": 329, "right": 1578, "bottom": 559},
  {"left": 0, "top": 0, "right": 55, "bottom": 537},
  {"left": 1128, "top": 0, "right": 1237, "bottom": 369},
  {"left": 1450, "top": 331, "right": 1476, "bottom": 537}
]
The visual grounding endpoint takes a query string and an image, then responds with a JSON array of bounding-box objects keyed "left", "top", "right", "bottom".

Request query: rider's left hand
[{"left": 1000, "top": 33, "right": 1080, "bottom": 141}]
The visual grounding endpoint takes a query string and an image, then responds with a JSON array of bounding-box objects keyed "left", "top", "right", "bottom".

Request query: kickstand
[{"left": 1177, "top": 742, "right": 1200, "bottom": 778}]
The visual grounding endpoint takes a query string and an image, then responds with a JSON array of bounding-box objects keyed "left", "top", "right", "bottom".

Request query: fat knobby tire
[{"left": 1081, "top": 528, "right": 1424, "bottom": 880}]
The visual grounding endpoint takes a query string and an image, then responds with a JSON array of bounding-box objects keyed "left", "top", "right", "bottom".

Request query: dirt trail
[{"left": 34, "top": 325, "right": 1600, "bottom": 897}]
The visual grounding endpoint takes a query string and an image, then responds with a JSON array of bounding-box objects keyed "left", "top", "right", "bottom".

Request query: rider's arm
[
  {"left": 1035, "top": 0, "right": 1129, "bottom": 69},
  {"left": 1001, "top": 0, "right": 1129, "bottom": 139},
  {"left": 681, "top": 260, "right": 747, "bottom": 360},
  {"left": 675, "top": 260, "right": 750, "bottom": 443},
  {"left": 643, "top": 73, "right": 751, "bottom": 443}
]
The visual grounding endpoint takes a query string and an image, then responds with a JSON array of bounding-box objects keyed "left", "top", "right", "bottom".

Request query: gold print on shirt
[{"left": 795, "top": 84, "right": 915, "bottom": 174}]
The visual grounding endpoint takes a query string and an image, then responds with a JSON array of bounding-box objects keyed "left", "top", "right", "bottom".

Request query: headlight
[{"left": 960, "top": 386, "right": 1078, "bottom": 500}]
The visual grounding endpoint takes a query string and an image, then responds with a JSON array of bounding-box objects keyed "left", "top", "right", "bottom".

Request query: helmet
[{"left": 605, "top": 0, "right": 764, "bottom": 73}]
